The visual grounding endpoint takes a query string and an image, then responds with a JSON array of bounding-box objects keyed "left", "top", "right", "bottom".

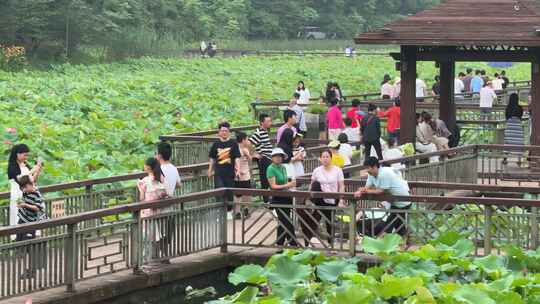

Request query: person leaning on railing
[
  {"left": 354, "top": 157, "right": 411, "bottom": 239},
  {"left": 267, "top": 148, "right": 297, "bottom": 247}
]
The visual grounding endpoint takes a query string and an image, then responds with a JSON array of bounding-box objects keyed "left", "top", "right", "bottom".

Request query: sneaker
[
  {"left": 243, "top": 208, "right": 250, "bottom": 218},
  {"left": 234, "top": 213, "right": 242, "bottom": 220}
]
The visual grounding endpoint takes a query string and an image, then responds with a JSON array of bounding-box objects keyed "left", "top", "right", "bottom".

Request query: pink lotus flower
[
  {"left": 25, "top": 298, "right": 32, "bottom": 304},
  {"left": 144, "top": 128, "right": 150, "bottom": 133},
  {"left": 5, "top": 127, "right": 16, "bottom": 134},
  {"left": 4, "top": 140, "right": 12, "bottom": 145}
]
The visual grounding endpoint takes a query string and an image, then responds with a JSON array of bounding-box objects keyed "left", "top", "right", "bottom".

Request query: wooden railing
[{"left": 1, "top": 184, "right": 540, "bottom": 297}]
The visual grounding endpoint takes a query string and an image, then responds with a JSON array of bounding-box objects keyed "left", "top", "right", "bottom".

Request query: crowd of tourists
[{"left": 5, "top": 72, "right": 527, "bottom": 271}]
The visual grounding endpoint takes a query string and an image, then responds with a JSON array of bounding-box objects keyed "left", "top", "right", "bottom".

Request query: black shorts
[{"left": 234, "top": 180, "right": 251, "bottom": 197}]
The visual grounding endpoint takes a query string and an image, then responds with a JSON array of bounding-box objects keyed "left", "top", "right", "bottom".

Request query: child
[
  {"left": 234, "top": 132, "right": 252, "bottom": 219},
  {"left": 338, "top": 133, "right": 354, "bottom": 167},
  {"left": 291, "top": 133, "right": 306, "bottom": 177},
  {"left": 343, "top": 117, "right": 361, "bottom": 146},
  {"left": 16, "top": 175, "right": 47, "bottom": 279},
  {"left": 327, "top": 140, "right": 345, "bottom": 168}
]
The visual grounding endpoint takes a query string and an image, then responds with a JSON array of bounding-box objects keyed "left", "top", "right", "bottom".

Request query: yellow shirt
[{"left": 331, "top": 154, "right": 345, "bottom": 168}]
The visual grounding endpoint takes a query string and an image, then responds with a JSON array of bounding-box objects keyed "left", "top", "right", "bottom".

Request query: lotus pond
[{"left": 0, "top": 57, "right": 531, "bottom": 189}]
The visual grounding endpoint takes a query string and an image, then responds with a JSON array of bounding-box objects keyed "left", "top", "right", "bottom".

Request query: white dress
[{"left": 9, "top": 164, "right": 30, "bottom": 226}]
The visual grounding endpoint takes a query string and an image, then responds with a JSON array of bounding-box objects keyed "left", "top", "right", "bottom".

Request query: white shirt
[
  {"left": 416, "top": 79, "right": 426, "bottom": 98},
  {"left": 454, "top": 78, "right": 464, "bottom": 94},
  {"left": 296, "top": 89, "right": 311, "bottom": 105},
  {"left": 161, "top": 163, "right": 181, "bottom": 196},
  {"left": 479, "top": 87, "right": 497, "bottom": 108},
  {"left": 492, "top": 78, "right": 504, "bottom": 91},
  {"left": 343, "top": 127, "right": 360, "bottom": 143},
  {"left": 338, "top": 144, "right": 354, "bottom": 166}
]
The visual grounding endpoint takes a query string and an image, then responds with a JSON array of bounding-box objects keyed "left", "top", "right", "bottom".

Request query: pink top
[
  {"left": 311, "top": 166, "right": 344, "bottom": 205},
  {"left": 276, "top": 124, "right": 297, "bottom": 143},
  {"left": 137, "top": 176, "right": 167, "bottom": 218},
  {"left": 326, "top": 106, "right": 344, "bottom": 130}
]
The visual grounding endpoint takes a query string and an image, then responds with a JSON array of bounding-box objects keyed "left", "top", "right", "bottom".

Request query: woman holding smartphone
[{"left": 7, "top": 144, "right": 43, "bottom": 227}]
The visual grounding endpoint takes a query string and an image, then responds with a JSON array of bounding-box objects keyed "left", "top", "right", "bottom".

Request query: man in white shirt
[
  {"left": 415, "top": 74, "right": 427, "bottom": 101},
  {"left": 156, "top": 142, "right": 182, "bottom": 262},
  {"left": 492, "top": 73, "right": 504, "bottom": 92},
  {"left": 479, "top": 81, "right": 497, "bottom": 120},
  {"left": 454, "top": 72, "right": 465, "bottom": 103}
]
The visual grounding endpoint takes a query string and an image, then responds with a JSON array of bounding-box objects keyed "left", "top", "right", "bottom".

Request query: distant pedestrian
[
  {"left": 208, "top": 122, "right": 241, "bottom": 210},
  {"left": 480, "top": 70, "right": 489, "bottom": 84},
  {"left": 380, "top": 74, "right": 394, "bottom": 99},
  {"left": 418, "top": 112, "right": 449, "bottom": 151},
  {"left": 361, "top": 104, "right": 383, "bottom": 161},
  {"left": 503, "top": 93, "right": 524, "bottom": 165},
  {"left": 276, "top": 110, "right": 297, "bottom": 143},
  {"left": 291, "top": 133, "right": 306, "bottom": 177},
  {"left": 431, "top": 75, "right": 441, "bottom": 96},
  {"left": 393, "top": 77, "right": 401, "bottom": 98},
  {"left": 249, "top": 114, "right": 274, "bottom": 203},
  {"left": 501, "top": 70, "right": 510, "bottom": 89},
  {"left": 200, "top": 41, "right": 207, "bottom": 56},
  {"left": 455, "top": 72, "right": 465, "bottom": 102},
  {"left": 471, "top": 70, "right": 484, "bottom": 93},
  {"left": 267, "top": 148, "right": 297, "bottom": 247},
  {"left": 278, "top": 128, "right": 296, "bottom": 178},
  {"left": 8, "top": 144, "right": 43, "bottom": 227},
  {"left": 415, "top": 74, "right": 427, "bottom": 101},
  {"left": 343, "top": 117, "right": 361, "bottom": 145},
  {"left": 234, "top": 132, "right": 252, "bottom": 219},
  {"left": 296, "top": 81, "right": 311, "bottom": 105},
  {"left": 289, "top": 94, "right": 307, "bottom": 136},
  {"left": 346, "top": 99, "right": 364, "bottom": 129},
  {"left": 327, "top": 98, "right": 344, "bottom": 140},
  {"left": 479, "top": 81, "right": 497, "bottom": 120},
  {"left": 415, "top": 113, "right": 439, "bottom": 162},
  {"left": 492, "top": 73, "right": 504, "bottom": 92},
  {"left": 338, "top": 133, "right": 354, "bottom": 167},
  {"left": 378, "top": 98, "right": 401, "bottom": 143},
  {"left": 463, "top": 68, "right": 473, "bottom": 92}
]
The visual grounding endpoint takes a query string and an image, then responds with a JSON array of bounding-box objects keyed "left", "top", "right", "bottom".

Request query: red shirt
[
  {"left": 346, "top": 107, "right": 364, "bottom": 128},
  {"left": 378, "top": 106, "right": 400, "bottom": 132}
]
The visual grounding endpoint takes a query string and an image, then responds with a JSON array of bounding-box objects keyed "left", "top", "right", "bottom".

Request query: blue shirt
[
  {"left": 471, "top": 76, "right": 484, "bottom": 93},
  {"left": 366, "top": 167, "right": 411, "bottom": 208}
]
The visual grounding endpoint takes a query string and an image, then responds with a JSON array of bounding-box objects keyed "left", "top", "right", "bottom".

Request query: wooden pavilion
[{"left": 355, "top": 0, "right": 540, "bottom": 151}]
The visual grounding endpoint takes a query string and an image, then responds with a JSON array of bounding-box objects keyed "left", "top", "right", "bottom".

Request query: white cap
[{"left": 271, "top": 148, "right": 288, "bottom": 159}]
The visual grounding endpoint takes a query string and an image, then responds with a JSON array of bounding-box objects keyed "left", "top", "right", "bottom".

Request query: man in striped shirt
[{"left": 249, "top": 114, "right": 273, "bottom": 203}]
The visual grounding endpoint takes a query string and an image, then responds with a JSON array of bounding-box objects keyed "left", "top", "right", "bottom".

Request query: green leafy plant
[{"left": 209, "top": 232, "right": 540, "bottom": 303}]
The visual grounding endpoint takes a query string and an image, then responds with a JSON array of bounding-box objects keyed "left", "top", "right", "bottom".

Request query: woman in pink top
[
  {"left": 137, "top": 157, "right": 167, "bottom": 267},
  {"left": 326, "top": 98, "right": 344, "bottom": 140},
  {"left": 308, "top": 149, "right": 345, "bottom": 244}
]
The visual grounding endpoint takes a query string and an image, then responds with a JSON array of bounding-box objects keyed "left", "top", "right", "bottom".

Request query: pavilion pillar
[
  {"left": 399, "top": 46, "right": 417, "bottom": 145},
  {"left": 531, "top": 56, "right": 540, "bottom": 168},
  {"left": 438, "top": 60, "right": 456, "bottom": 132}
]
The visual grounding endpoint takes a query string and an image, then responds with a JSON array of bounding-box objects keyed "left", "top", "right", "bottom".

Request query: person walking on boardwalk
[
  {"left": 378, "top": 98, "right": 401, "bottom": 144},
  {"left": 361, "top": 104, "right": 383, "bottom": 161},
  {"left": 208, "top": 122, "right": 241, "bottom": 211},
  {"left": 503, "top": 93, "right": 525, "bottom": 165},
  {"left": 276, "top": 110, "right": 297, "bottom": 143},
  {"left": 267, "top": 148, "right": 297, "bottom": 247},
  {"left": 289, "top": 94, "right": 307, "bottom": 136},
  {"left": 327, "top": 98, "right": 344, "bottom": 141},
  {"left": 250, "top": 114, "right": 274, "bottom": 203}
]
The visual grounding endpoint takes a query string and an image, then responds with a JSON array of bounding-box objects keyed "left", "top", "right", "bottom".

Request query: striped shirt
[
  {"left": 249, "top": 127, "right": 273, "bottom": 160},
  {"left": 18, "top": 191, "right": 47, "bottom": 223}
]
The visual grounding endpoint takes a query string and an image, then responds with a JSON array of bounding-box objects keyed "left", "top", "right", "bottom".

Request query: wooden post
[
  {"left": 131, "top": 211, "right": 142, "bottom": 274},
  {"left": 484, "top": 206, "right": 493, "bottom": 255},
  {"left": 399, "top": 46, "right": 417, "bottom": 145},
  {"left": 531, "top": 58, "right": 540, "bottom": 169},
  {"left": 348, "top": 201, "right": 357, "bottom": 257},
  {"left": 531, "top": 207, "right": 539, "bottom": 250},
  {"left": 439, "top": 60, "right": 456, "bottom": 132},
  {"left": 65, "top": 223, "right": 77, "bottom": 292}
]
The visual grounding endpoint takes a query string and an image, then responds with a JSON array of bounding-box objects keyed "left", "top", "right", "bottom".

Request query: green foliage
[
  {"left": 210, "top": 232, "right": 540, "bottom": 303},
  {"left": 0, "top": 0, "right": 443, "bottom": 60}
]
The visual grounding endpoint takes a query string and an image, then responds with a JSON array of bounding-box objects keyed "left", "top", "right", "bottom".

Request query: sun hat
[
  {"left": 328, "top": 140, "right": 340, "bottom": 149},
  {"left": 271, "top": 147, "right": 287, "bottom": 159}
]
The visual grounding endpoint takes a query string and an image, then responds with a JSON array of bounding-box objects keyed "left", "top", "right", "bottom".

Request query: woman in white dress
[
  {"left": 296, "top": 81, "right": 311, "bottom": 105},
  {"left": 7, "top": 144, "right": 43, "bottom": 226}
]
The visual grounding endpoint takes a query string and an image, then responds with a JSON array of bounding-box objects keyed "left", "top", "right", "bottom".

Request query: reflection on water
[{"left": 97, "top": 267, "right": 238, "bottom": 304}]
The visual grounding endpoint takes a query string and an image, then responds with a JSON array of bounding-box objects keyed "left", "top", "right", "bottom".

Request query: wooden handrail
[{"left": 3, "top": 187, "right": 540, "bottom": 237}]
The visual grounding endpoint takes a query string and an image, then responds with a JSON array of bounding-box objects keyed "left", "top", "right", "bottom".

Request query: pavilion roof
[{"left": 354, "top": 0, "right": 540, "bottom": 47}]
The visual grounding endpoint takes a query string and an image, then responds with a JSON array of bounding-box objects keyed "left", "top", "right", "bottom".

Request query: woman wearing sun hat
[{"left": 267, "top": 147, "right": 298, "bottom": 247}]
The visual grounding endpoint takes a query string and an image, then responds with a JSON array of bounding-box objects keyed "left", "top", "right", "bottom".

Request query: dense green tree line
[{"left": 0, "top": 0, "right": 440, "bottom": 58}]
